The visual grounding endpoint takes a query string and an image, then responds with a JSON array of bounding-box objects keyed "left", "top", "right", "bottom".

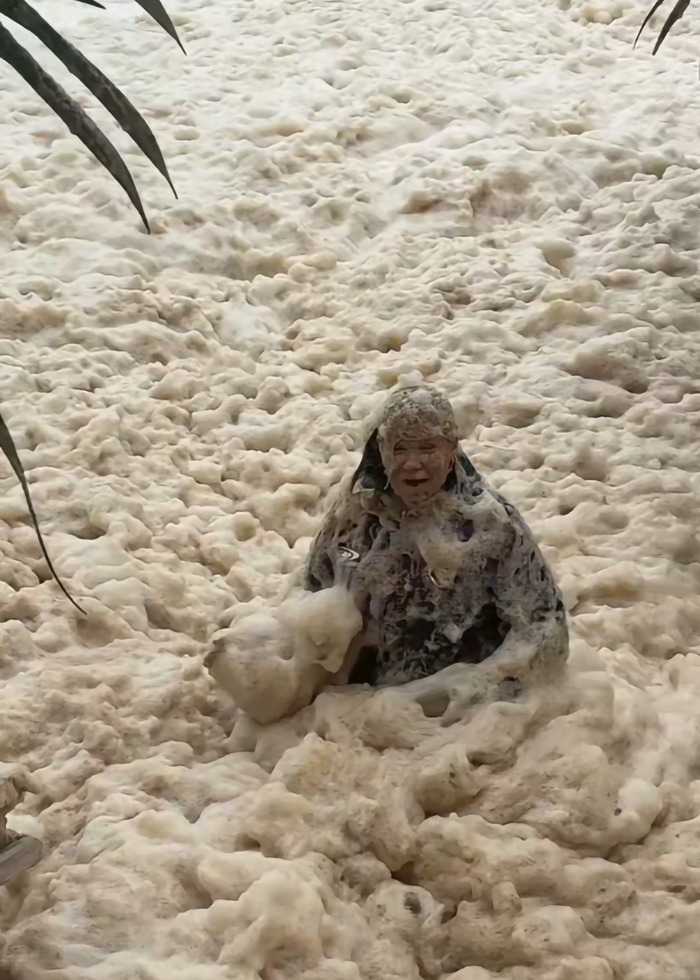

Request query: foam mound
[{"left": 205, "top": 586, "right": 363, "bottom": 723}]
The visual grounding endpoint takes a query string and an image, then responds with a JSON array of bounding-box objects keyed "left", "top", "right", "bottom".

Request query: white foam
[{"left": 2, "top": 0, "right": 700, "bottom": 975}]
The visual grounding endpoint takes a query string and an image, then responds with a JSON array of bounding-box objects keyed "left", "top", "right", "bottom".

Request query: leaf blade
[
  {"left": 634, "top": 0, "right": 667, "bottom": 47},
  {"left": 0, "top": 20, "right": 151, "bottom": 230},
  {"left": 652, "top": 0, "right": 691, "bottom": 51},
  {"left": 0, "top": 411, "right": 85, "bottom": 615},
  {"left": 132, "top": 0, "right": 185, "bottom": 53},
  {"left": 2, "top": 0, "right": 176, "bottom": 195}
]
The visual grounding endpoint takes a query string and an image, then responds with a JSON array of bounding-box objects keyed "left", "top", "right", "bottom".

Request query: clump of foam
[{"left": 205, "top": 586, "right": 363, "bottom": 724}]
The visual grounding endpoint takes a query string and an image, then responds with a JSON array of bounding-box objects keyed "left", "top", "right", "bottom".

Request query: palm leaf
[
  {"left": 63, "top": 0, "right": 184, "bottom": 49},
  {"left": 634, "top": 0, "right": 692, "bottom": 52},
  {"left": 650, "top": 0, "right": 691, "bottom": 51},
  {"left": 0, "top": 21, "right": 151, "bottom": 229},
  {"left": 0, "top": 412, "right": 85, "bottom": 615},
  {"left": 131, "top": 0, "right": 185, "bottom": 53},
  {"left": 634, "top": 0, "right": 666, "bottom": 46},
  {"left": 2, "top": 0, "right": 176, "bottom": 196},
  {"left": 0, "top": 0, "right": 183, "bottom": 613}
]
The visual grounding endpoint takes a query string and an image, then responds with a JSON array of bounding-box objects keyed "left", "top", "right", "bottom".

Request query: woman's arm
[{"left": 303, "top": 494, "right": 370, "bottom": 686}]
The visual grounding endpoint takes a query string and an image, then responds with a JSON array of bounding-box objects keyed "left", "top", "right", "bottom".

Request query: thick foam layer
[{"left": 2, "top": 0, "right": 700, "bottom": 975}]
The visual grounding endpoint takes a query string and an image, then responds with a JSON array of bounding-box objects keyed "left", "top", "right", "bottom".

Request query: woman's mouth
[{"left": 404, "top": 478, "right": 428, "bottom": 487}]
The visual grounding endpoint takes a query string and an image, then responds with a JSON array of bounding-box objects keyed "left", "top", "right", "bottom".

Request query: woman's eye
[{"left": 394, "top": 444, "right": 438, "bottom": 459}]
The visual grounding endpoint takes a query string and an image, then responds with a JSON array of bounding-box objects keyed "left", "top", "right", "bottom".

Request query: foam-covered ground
[{"left": 2, "top": 0, "right": 700, "bottom": 975}]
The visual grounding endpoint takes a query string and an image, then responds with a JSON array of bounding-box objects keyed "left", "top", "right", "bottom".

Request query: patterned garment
[{"left": 305, "top": 387, "right": 568, "bottom": 688}]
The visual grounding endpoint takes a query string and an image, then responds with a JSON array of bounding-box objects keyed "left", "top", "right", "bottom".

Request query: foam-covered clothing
[{"left": 305, "top": 430, "right": 568, "bottom": 687}]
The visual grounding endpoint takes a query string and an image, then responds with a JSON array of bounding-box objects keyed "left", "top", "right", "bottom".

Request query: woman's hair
[{"left": 376, "top": 384, "right": 458, "bottom": 455}]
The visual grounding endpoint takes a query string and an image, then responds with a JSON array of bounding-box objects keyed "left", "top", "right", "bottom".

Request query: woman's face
[{"left": 388, "top": 435, "right": 455, "bottom": 506}]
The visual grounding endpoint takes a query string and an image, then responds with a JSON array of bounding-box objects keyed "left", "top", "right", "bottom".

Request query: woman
[{"left": 305, "top": 385, "right": 568, "bottom": 695}]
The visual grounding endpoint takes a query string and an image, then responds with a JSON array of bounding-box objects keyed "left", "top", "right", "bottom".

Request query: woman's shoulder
[
  {"left": 484, "top": 485, "right": 525, "bottom": 522},
  {"left": 449, "top": 469, "right": 532, "bottom": 556},
  {"left": 452, "top": 462, "right": 513, "bottom": 520},
  {"left": 318, "top": 470, "right": 375, "bottom": 531}
]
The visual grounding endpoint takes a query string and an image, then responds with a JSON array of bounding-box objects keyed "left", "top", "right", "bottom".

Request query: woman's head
[{"left": 376, "top": 385, "right": 458, "bottom": 507}]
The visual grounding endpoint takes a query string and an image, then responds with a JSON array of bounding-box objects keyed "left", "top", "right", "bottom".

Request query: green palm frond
[
  {"left": 0, "top": 0, "right": 183, "bottom": 230},
  {"left": 635, "top": 0, "right": 691, "bottom": 53},
  {"left": 0, "top": 414, "right": 85, "bottom": 615},
  {"left": 131, "top": 0, "right": 185, "bottom": 53},
  {"left": 0, "top": 0, "right": 183, "bottom": 613}
]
